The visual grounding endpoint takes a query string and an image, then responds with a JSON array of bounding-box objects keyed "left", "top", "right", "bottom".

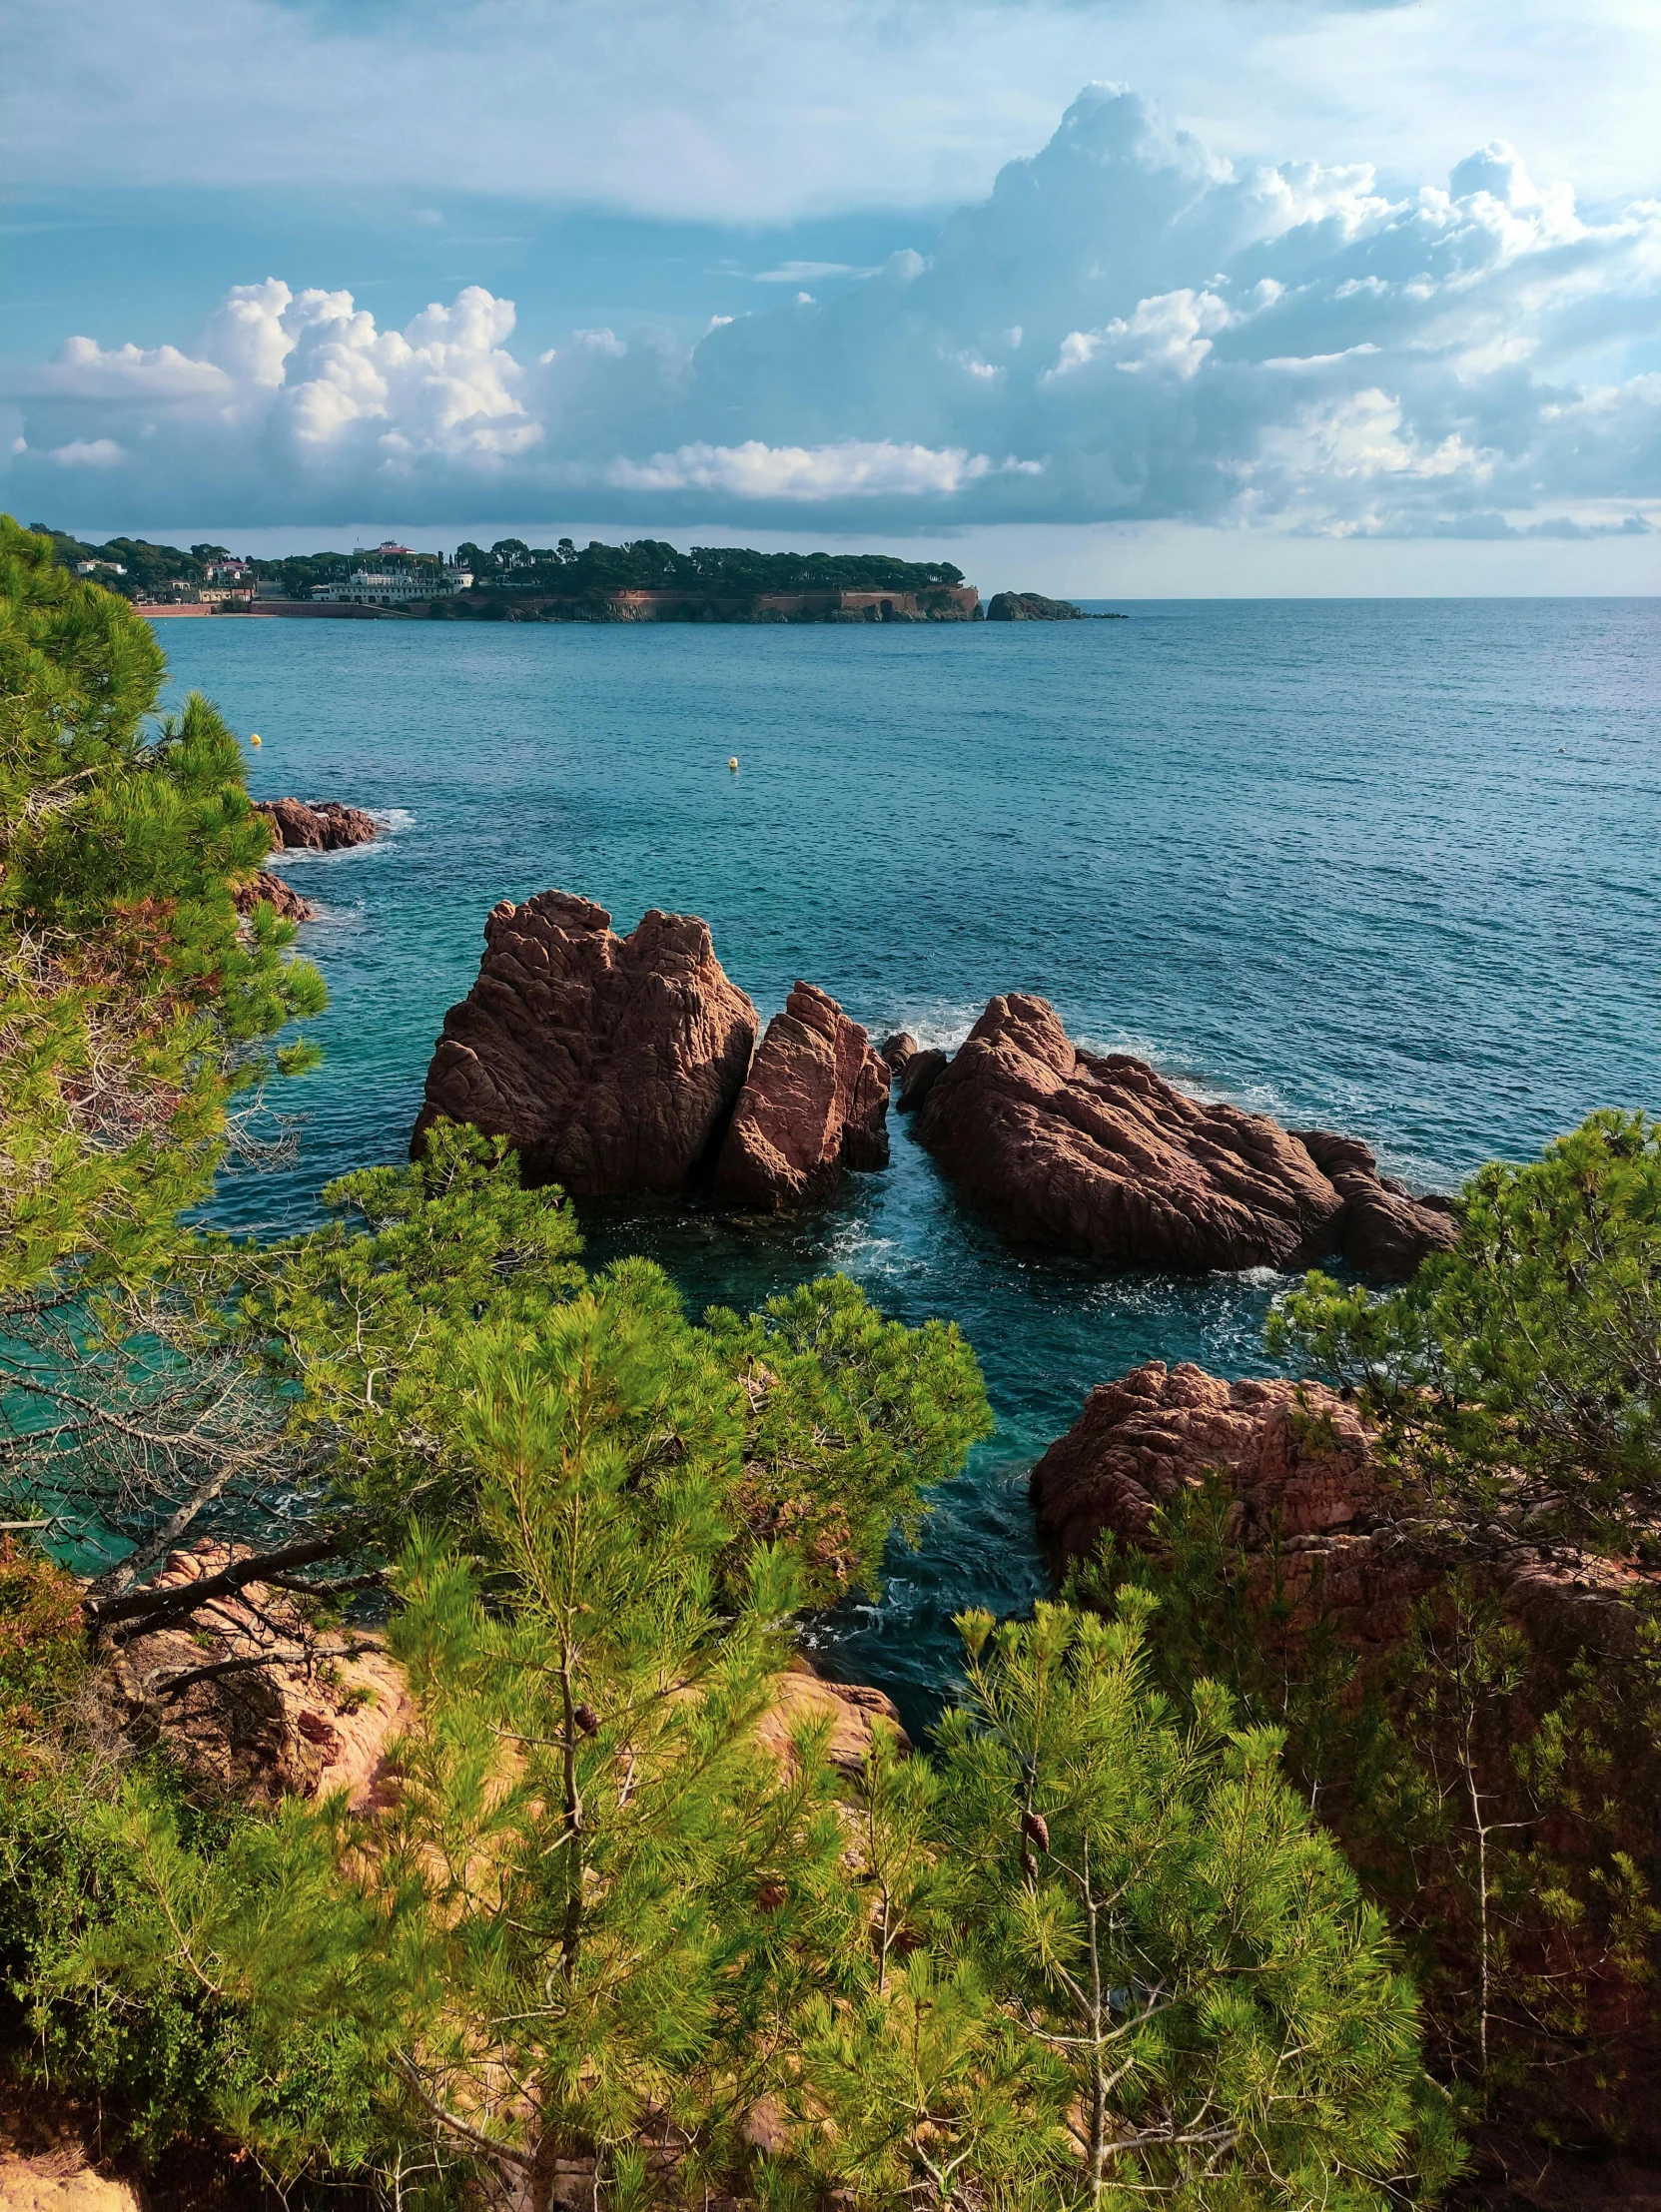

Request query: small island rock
[
  {"left": 714, "top": 982, "right": 890, "bottom": 1211},
  {"left": 253, "top": 797, "right": 382, "bottom": 851},
  {"left": 985, "top": 591, "right": 1085, "bottom": 621},
  {"left": 413, "top": 890, "right": 757, "bottom": 1195}
]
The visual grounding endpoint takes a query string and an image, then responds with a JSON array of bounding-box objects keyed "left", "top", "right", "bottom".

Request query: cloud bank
[{"left": 6, "top": 88, "right": 1658, "bottom": 537}]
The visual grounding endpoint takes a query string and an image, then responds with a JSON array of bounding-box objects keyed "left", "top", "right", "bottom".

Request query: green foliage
[
  {"left": 1269, "top": 1110, "right": 1661, "bottom": 1552},
  {"left": 1072, "top": 1493, "right": 1661, "bottom": 2138},
  {"left": 806, "top": 1595, "right": 1457, "bottom": 2211},
  {"left": 452, "top": 536, "right": 966, "bottom": 596},
  {"left": 0, "top": 513, "right": 325, "bottom": 1293},
  {"left": 704, "top": 1273, "right": 993, "bottom": 1602},
  {"left": 0, "top": 1537, "right": 85, "bottom": 1773}
]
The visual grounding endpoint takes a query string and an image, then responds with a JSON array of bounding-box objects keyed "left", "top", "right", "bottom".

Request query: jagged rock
[
  {"left": 413, "top": 890, "right": 758, "bottom": 1194},
  {"left": 714, "top": 982, "right": 889, "bottom": 1210},
  {"left": 233, "top": 869, "right": 314, "bottom": 922},
  {"left": 1291, "top": 1127, "right": 1458, "bottom": 1279},
  {"left": 985, "top": 590, "right": 1085, "bottom": 620},
  {"left": 916, "top": 994, "right": 1456, "bottom": 1276},
  {"left": 880, "top": 1031, "right": 918, "bottom": 1071},
  {"left": 896, "top": 1046, "right": 948, "bottom": 1114},
  {"left": 1029, "top": 1360, "right": 1376, "bottom": 1592},
  {"left": 252, "top": 796, "right": 381, "bottom": 851}
]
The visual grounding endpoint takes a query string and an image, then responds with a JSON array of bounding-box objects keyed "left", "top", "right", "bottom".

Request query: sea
[{"left": 158, "top": 599, "right": 1660, "bottom": 1735}]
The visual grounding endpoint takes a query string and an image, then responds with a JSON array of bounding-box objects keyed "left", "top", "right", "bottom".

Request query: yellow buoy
[
  {"left": 249, "top": 733, "right": 262, "bottom": 747},
  {"left": 728, "top": 756, "right": 738, "bottom": 772}
]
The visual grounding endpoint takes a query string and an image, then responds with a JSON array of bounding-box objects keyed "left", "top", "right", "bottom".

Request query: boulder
[
  {"left": 1030, "top": 1359, "right": 1377, "bottom": 1598},
  {"left": 253, "top": 796, "right": 381, "bottom": 851},
  {"left": 879, "top": 1031, "right": 918, "bottom": 1072},
  {"left": 714, "top": 982, "right": 889, "bottom": 1210},
  {"left": 1291, "top": 1127, "right": 1458, "bottom": 1279},
  {"left": 233, "top": 869, "right": 314, "bottom": 922},
  {"left": 985, "top": 590, "right": 1085, "bottom": 620},
  {"left": 916, "top": 994, "right": 1456, "bottom": 1276},
  {"left": 896, "top": 1045, "right": 948, "bottom": 1114},
  {"left": 413, "top": 890, "right": 758, "bottom": 1195}
]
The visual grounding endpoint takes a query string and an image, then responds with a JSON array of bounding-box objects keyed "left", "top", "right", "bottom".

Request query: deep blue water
[{"left": 158, "top": 601, "right": 1660, "bottom": 1733}]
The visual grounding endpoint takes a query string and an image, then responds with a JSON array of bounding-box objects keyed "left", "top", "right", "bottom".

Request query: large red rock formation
[
  {"left": 253, "top": 796, "right": 381, "bottom": 851},
  {"left": 714, "top": 982, "right": 889, "bottom": 1210},
  {"left": 917, "top": 994, "right": 1457, "bottom": 1277},
  {"left": 413, "top": 890, "right": 758, "bottom": 1194}
]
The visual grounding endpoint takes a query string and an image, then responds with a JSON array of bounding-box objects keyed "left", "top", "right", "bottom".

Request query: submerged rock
[
  {"left": 253, "top": 796, "right": 381, "bottom": 851},
  {"left": 413, "top": 889, "right": 758, "bottom": 1194},
  {"left": 915, "top": 994, "right": 1456, "bottom": 1277},
  {"left": 715, "top": 982, "right": 890, "bottom": 1210}
]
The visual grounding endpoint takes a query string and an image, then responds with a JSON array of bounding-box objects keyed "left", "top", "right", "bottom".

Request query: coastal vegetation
[{"left": 1, "top": 516, "right": 1656, "bottom": 2206}]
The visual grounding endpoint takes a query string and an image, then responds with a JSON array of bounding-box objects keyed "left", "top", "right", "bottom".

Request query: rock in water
[
  {"left": 879, "top": 1031, "right": 918, "bottom": 1071},
  {"left": 915, "top": 994, "right": 1343, "bottom": 1269},
  {"left": 253, "top": 796, "right": 381, "bottom": 851},
  {"left": 1290, "top": 1126, "right": 1457, "bottom": 1279},
  {"left": 714, "top": 981, "right": 890, "bottom": 1210},
  {"left": 916, "top": 994, "right": 1456, "bottom": 1276},
  {"left": 233, "top": 869, "right": 314, "bottom": 922},
  {"left": 413, "top": 890, "right": 758, "bottom": 1194},
  {"left": 985, "top": 590, "right": 1085, "bottom": 620},
  {"left": 895, "top": 1045, "right": 948, "bottom": 1114}
]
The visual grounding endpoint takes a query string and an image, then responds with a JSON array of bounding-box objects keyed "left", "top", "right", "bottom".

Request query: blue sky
[{"left": 3, "top": 0, "right": 1658, "bottom": 592}]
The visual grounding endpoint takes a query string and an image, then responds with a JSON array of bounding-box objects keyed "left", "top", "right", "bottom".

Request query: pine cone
[
  {"left": 573, "top": 1702, "right": 599, "bottom": 1736},
  {"left": 1021, "top": 1810, "right": 1050, "bottom": 1852}
]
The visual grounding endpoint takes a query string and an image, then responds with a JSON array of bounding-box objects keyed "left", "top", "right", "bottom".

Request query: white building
[{"left": 314, "top": 563, "right": 472, "bottom": 607}]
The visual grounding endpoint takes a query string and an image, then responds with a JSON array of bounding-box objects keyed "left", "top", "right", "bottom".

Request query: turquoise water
[{"left": 160, "top": 601, "right": 1660, "bottom": 1732}]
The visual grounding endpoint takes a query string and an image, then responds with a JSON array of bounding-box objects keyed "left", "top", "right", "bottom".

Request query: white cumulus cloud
[{"left": 5, "top": 86, "right": 1658, "bottom": 536}]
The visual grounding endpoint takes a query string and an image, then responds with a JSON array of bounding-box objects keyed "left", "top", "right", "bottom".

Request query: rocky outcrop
[
  {"left": 916, "top": 995, "right": 1457, "bottom": 1277},
  {"left": 879, "top": 1032, "right": 917, "bottom": 1072},
  {"left": 233, "top": 869, "right": 314, "bottom": 922},
  {"left": 896, "top": 1047, "right": 948, "bottom": 1114},
  {"left": 986, "top": 590, "right": 1085, "bottom": 620},
  {"left": 1292, "top": 1126, "right": 1458, "bottom": 1280},
  {"left": 413, "top": 890, "right": 758, "bottom": 1194},
  {"left": 98, "top": 1541, "right": 412, "bottom": 1812},
  {"left": 252, "top": 796, "right": 381, "bottom": 851},
  {"left": 1032, "top": 1361, "right": 1661, "bottom": 2161},
  {"left": 1030, "top": 1360, "right": 1378, "bottom": 1593},
  {"left": 713, "top": 983, "right": 889, "bottom": 1210},
  {"left": 753, "top": 1658, "right": 910, "bottom": 1779}
]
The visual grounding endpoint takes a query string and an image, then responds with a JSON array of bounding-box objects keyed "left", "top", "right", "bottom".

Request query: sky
[{"left": 3, "top": 0, "right": 1658, "bottom": 594}]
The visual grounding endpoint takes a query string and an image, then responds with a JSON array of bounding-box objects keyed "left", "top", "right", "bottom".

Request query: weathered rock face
[
  {"left": 879, "top": 1031, "right": 918, "bottom": 1072},
  {"left": 986, "top": 590, "right": 1085, "bottom": 620},
  {"left": 1032, "top": 1362, "right": 1661, "bottom": 2162},
  {"left": 98, "top": 1541, "right": 412, "bottom": 1812},
  {"left": 414, "top": 890, "right": 758, "bottom": 1195},
  {"left": 896, "top": 1046, "right": 948, "bottom": 1114},
  {"left": 917, "top": 995, "right": 1457, "bottom": 1277},
  {"left": 1291, "top": 1126, "right": 1458, "bottom": 1279},
  {"left": 1030, "top": 1359, "right": 1380, "bottom": 1601},
  {"left": 233, "top": 868, "right": 314, "bottom": 922},
  {"left": 714, "top": 983, "right": 889, "bottom": 1210},
  {"left": 253, "top": 796, "right": 381, "bottom": 851}
]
